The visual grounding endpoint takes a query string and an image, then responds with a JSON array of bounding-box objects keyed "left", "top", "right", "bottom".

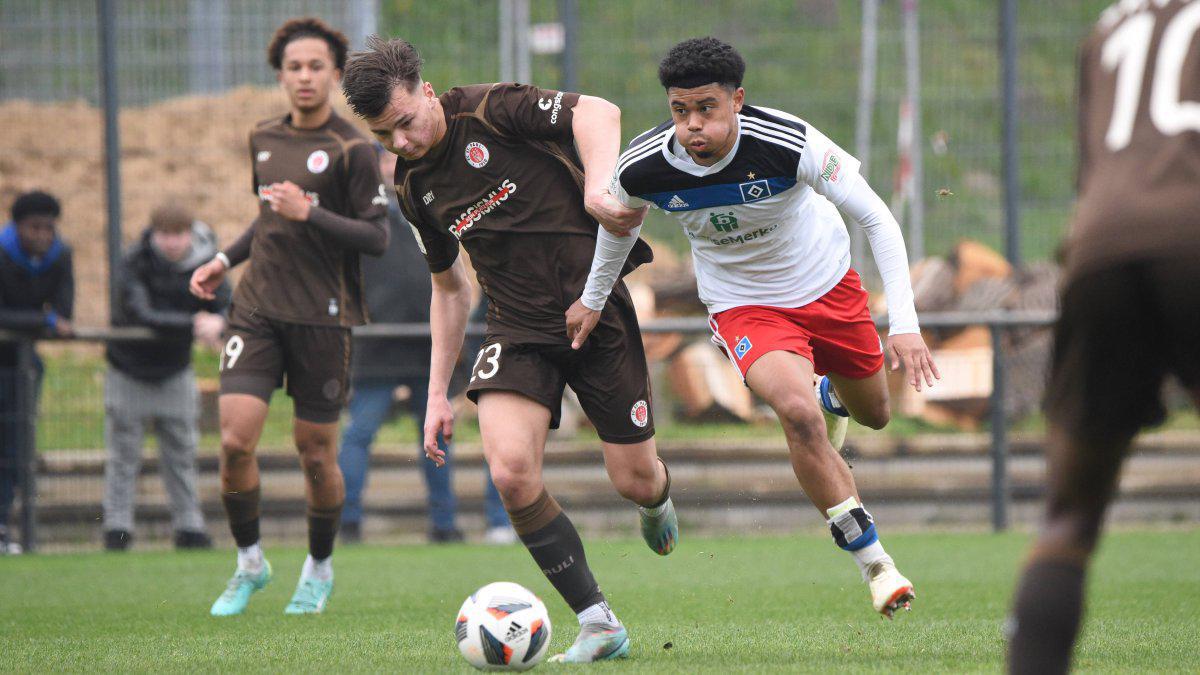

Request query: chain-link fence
[{"left": 3, "top": 1, "right": 1197, "bottom": 551}]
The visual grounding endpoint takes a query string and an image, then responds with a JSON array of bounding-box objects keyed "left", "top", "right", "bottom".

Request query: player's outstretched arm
[
  {"left": 567, "top": 223, "right": 644, "bottom": 349},
  {"left": 190, "top": 221, "right": 255, "bottom": 300},
  {"left": 425, "top": 256, "right": 472, "bottom": 466},
  {"left": 833, "top": 173, "right": 940, "bottom": 391}
]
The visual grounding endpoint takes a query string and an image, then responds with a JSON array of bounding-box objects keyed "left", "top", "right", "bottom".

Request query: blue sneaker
[
  {"left": 284, "top": 576, "right": 334, "bottom": 615},
  {"left": 210, "top": 560, "right": 272, "bottom": 616},
  {"left": 549, "top": 623, "right": 630, "bottom": 663},
  {"left": 639, "top": 498, "right": 679, "bottom": 556}
]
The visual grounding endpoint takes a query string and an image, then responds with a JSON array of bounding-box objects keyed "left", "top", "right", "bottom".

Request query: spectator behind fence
[
  {"left": 102, "top": 204, "right": 230, "bottom": 551},
  {"left": 0, "top": 190, "right": 74, "bottom": 555},
  {"left": 337, "top": 146, "right": 513, "bottom": 545}
]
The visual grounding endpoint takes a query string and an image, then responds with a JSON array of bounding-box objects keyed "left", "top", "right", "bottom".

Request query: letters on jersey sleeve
[
  {"left": 395, "top": 179, "right": 459, "bottom": 274},
  {"left": 484, "top": 83, "right": 580, "bottom": 143},
  {"left": 794, "top": 123, "right": 863, "bottom": 205},
  {"left": 344, "top": 141, "right": 390, "bottom": 222}
]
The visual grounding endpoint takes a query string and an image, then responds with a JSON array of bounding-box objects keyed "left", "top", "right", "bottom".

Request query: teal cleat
[
  {"left": 284, "top": 577, "right": 333, "bottom": 615},
  {"left": 549, "top": 623, "right": 630, "bottom": 663},
  {"left": 210, "top": 560, "right": 272, "bottom": 616},
  {"left": 639, "top": 497, "right": 679, "bottom": 556}
]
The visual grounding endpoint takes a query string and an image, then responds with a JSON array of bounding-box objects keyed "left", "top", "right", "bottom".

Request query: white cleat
[
  {"left": 824, "top": 409, "right": 849, "bottom": 451},
  {"left": 815, "top": 375, "right": 849, "bottom": 451},
  {"left": 867, "top": 558, "right": 915, "bottom": 619}
]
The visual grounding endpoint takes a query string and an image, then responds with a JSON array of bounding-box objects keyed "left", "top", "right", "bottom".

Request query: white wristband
[{"left": 214, "top": 252, "right": 231, "bottom": 269}]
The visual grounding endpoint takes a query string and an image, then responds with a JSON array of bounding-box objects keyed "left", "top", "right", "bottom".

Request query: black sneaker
[
  {"left": 429, "top": 528, "right": 465, "bottom": 544},
  {"left": 173, "top": 529, "right": 213, "bottom": 550},
  {"left": 104, "top": 529, "right": 133, "bottom": 551},
  {"left": 341, "top": 521, "right": 362, "bottom": 544}
]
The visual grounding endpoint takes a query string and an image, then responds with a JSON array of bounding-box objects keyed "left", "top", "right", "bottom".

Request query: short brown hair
[
  {"left": 149, "top": 204, "right": 193, "bottom": 234},
  {"left": 341, "top": 36, "right": 424, "bottom": 119},
  {"left": 268, "top": 17, "right": 349, "bottom": 71}
]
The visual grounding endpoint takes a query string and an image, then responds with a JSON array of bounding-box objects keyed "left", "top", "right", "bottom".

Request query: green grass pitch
[{"left": 2, "top": 530, "right": 1197, "bottom": 672}]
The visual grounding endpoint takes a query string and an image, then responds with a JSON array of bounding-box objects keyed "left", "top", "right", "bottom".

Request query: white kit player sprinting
[{"left": 566, "top": 37, "right": 940, "bottom": 618}]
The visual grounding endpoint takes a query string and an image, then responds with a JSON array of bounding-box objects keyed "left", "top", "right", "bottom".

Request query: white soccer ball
[{"left": 455, "top": 581, "right": 552, "bottom": 671}]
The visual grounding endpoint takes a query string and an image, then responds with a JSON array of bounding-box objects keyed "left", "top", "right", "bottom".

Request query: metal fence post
[
  {"left": 990, "top": 323, "right": 1009, "bottom": 532},
  {"left": 559, "top": 0, "right": 579, "bottom": 92},
  {"left": 853, "top": 0, "right": 879, "bottom": 280},
  {"left": 16, "top": 339, "right": 37, "bottom": 553},
  {"left": 902, "top": 0, "right": 924, "bottom": 262},
  {"left": 98, "top": 0, "right": 123, "bottom": 321},
  {"left": 1000, "top": 0, "right": 1022, "bottom": 267}
]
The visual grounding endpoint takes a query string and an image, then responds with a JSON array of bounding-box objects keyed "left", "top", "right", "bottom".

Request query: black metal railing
[{"left": 1, "top": 309, "right": 1056, "bottom": 551}]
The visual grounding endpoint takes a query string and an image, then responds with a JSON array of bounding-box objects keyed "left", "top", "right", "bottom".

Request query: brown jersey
[
  {"left": 1069, "top": 0, "right": 1200, "bottom": 279},
  {"left": 234, "top": 112, "right": 388, "bottom": 327},
  {"left": 394, "top": 83, "right": 652, "bottom": 342}
]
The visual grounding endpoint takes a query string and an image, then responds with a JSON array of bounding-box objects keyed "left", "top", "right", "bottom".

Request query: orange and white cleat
[{"left": 867, "top": 558, "right": 915, "bottom": 619}]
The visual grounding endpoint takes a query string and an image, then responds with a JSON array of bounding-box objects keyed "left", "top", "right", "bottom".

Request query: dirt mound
[{"left": 0, "top": 87, "right": 369, "bottom": 326}]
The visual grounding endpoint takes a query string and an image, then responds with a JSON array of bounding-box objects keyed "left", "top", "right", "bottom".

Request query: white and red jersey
[{"left": 584, "top": 105, "right": 918, "bottom": 335}]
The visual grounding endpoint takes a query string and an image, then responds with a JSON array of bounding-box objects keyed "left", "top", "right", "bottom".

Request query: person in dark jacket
[
  {"left": 0, "top": 190, "right": 74, "bottom": 554},
  {"left": 102, "top": 204, "right": 230, "bottom": 551},
  {"left": 337, "top": 146, "right": 511, "bottom": 544}
]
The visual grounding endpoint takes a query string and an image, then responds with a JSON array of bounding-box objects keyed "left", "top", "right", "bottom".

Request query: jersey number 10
[{"left": 1101, "top": 3, "right": 1200, "bottom": 151}]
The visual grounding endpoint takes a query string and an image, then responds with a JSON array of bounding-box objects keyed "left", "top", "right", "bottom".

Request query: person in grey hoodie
[{"left": 103, "top": 204, "right": 231, "bottom": 551}]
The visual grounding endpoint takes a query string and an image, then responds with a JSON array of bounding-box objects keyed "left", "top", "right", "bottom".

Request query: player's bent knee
[
  {"left": 775, "top": 396, "right": 827, "bottom": 446},
  {"left": 489, "top": 460, "right": 541, "bottom": 504},
  {"left": 609, "top": 467, "right": 659, "bottom": 504},
  {"left": 220, "top": 433, "right": 256, "bottom": 466},
  {"left": 857, "top": 400, "right": 890, "bottom": 430},
  {"left": 1039, "top": 511, "right": 1104, "bottom": 559}
]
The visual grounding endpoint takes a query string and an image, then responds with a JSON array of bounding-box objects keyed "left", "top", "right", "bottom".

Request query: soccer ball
[{"left": 455, "top": 582, "right": 552, "bottom": 671}]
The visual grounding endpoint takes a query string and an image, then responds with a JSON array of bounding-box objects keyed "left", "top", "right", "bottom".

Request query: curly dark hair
[
  {"left": 341, "top": 36, "right": 424, "bottom": 119},
  {"left": 11, "top": 190, "right": 60, "bottom": 223},
  {"left": 267, "top": 17, "right": 349, "bottom": 71},
  {"left": 658, "top": 37, "right": 745, "bottom": 90}
]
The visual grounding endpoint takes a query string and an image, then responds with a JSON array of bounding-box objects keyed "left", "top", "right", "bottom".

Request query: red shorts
[{"left": 708, "top": 269, "right": 885, "bottom": 381}]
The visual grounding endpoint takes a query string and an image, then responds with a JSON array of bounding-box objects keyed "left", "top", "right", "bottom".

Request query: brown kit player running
[
  {"left": 190, "top": 17, "right": 388, "bottom": 617},
  {"left": 340, "top": 36, "right": 678, "bottom": 663},
  {"left": 1008, "top": 1, "right": 1200, "bottom": 672}
]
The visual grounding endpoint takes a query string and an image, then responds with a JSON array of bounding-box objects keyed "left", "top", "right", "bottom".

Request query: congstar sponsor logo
[
  {"left": 538, "top": 91, "right": 565, "bottom": 125},
  {"left": 449, "top": 179, "right": 517, "bottom": 238}
]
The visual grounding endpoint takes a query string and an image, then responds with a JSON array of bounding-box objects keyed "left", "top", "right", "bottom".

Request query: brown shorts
[
  {"left": 1045, "top": 258, "right": 1200, "bottom": 443},
  {"left": 465, "top": 292, "right": 654, "bottom": 445},
  {"left": 218, "top": 305, "right": 351, "bottom": 424}
]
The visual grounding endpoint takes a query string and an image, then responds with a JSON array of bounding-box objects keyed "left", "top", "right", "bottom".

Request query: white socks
[
  {"left": 825, "top": 497, "right": 891, "bottom": 580},
  {"left": 301, "top": 554, "right": 334, "bottom": 582},
  {"left": 237, "top": 543, "right": 264, "bottom": 573},
  {"left": 576, "top": 601, "right": 620, "bottom": 628},
  {"left": 850, "top": 541, "right": 891, "bottom": 580},
  {"left": 235, "top": 544, "right": 333, "bottom": 582}
]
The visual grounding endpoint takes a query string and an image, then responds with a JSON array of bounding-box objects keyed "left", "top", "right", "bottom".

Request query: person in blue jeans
[{"left": 339, "top": 146, "right": 511, "bottom": 544}]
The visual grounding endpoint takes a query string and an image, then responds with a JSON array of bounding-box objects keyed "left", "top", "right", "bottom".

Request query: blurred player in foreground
[
  {"left": 341, "top": 36, "right": 675, "bottom": 662},
  {"left": 190, "top": 17, "right": 388, "bottom": 616},
  {"left": 1008, "top": 2, "right": 1200, "bottom": 672},
  {"left": 569, "top": 37, "right": 937, "bottom": 618}
]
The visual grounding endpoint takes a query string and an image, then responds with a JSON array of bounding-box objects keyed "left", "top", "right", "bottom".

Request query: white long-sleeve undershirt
[
  {"left": 581, "top": 225, "right": 641, "bottom": 311},
  {"left": 832, "top": 173, "right": 919, "bottom": 335},
  {"left": 581, "top": 175, "right": 919, "bottom": 335}
]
